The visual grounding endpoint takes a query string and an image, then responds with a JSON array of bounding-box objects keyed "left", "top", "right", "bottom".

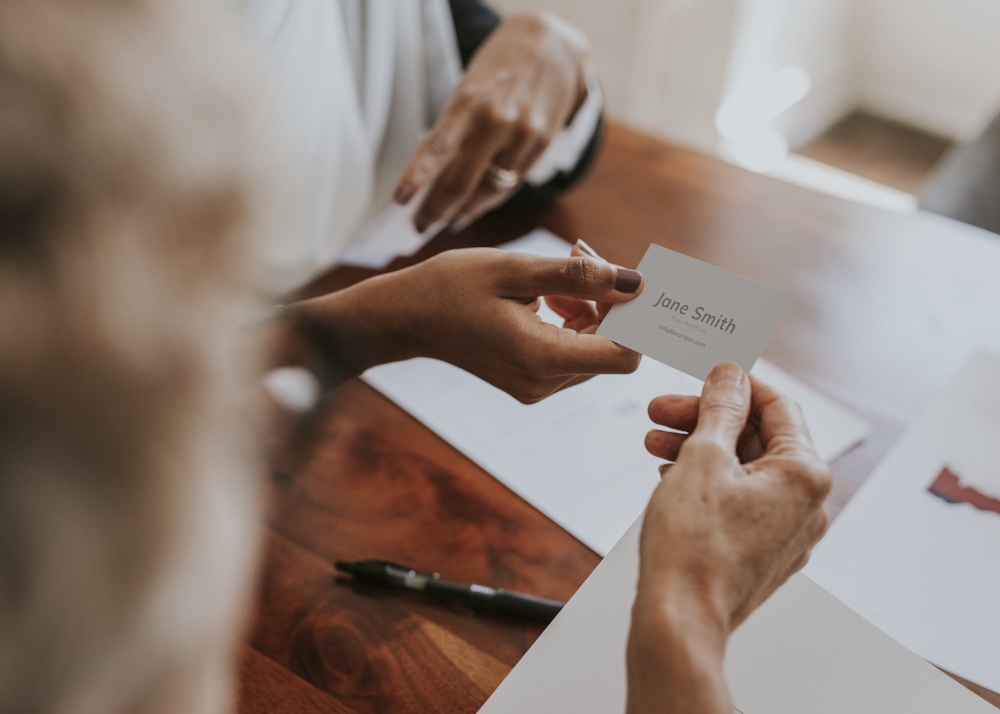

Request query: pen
[{"left": 335, "top": 559, "right": 565, "bottom": 623}]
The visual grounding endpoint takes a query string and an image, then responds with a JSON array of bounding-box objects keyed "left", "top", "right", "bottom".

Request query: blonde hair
[{"left": 0, "top": 1, "right": 271, "bottom": 712}]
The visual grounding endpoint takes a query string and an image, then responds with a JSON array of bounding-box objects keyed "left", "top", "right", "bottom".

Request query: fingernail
[
  {"left": 708, "top": 361, "right": 743, "bottom": 386},
  {"left": 394, "top": 183, "right": 415, "bottom": 204},
  {"left": 576, "top": 239, "right": 599, "bottom": 258},
  {"left": 614, "top": 268, "right": 642, "bottom": 293}
]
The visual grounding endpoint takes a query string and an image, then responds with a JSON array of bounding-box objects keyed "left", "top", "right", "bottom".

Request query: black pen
[{"left": 335, "top": 559, "right": 565, "bottom": 623}]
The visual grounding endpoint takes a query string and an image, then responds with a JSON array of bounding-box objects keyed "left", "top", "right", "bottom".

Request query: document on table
[
  {"left": 337, "top": 189, "right": 443, "bottom": 269},
  {"left": 362, "top": 230, "right": 869, "bottom": 555},
  {"left": 597, "top": 243, "right": 792, "bottom": 380},
  {"left": 478, "top": 513, "right": 997, "bottom": 714},
  {"left": 805, "top": 351, "right": 1000, "bottom": 693}
]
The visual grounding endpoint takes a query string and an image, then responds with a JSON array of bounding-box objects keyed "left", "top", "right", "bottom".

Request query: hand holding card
[
  {"left": 293, "top": 245, "right": 645, "bottom": 404},
  {"left": 597, "top": 244, "right": 792, "bottom": 381}
]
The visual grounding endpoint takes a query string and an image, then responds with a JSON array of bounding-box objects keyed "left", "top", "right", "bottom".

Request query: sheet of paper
[
  {"left": 336, "top": 192, "right": 445, "bottom": 269},
  {"left": 805, "top": 351, "right": 1000, "bottom": 693},
  {"left": 597, "top": 244, "right": 792, "bottom": 381},
  {"left": 479, "top": 513, "right": 996, "bottom": 714},
  {"left": 362, "top": 230, "right": 869, "bottom": 555}
]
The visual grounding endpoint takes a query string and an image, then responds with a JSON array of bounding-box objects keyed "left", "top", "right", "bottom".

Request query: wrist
[
  {"left": 630, "top": 585, "right": 729, "bottom": 662},
  {"left": 627, "top": 591, "right": 731, "bottom": 714},
  {"left": 283, "top": 271, "right": 423, "bottom": 380},
  {"left": 635, "top": 564, "right": 732, "bottom": 639}
]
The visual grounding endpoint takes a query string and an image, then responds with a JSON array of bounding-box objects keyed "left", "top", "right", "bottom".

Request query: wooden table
[{"left": 239, "top": 123, "right": 1000, "bottom": 713}]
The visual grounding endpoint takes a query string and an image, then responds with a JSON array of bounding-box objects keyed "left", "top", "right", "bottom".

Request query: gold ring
[{"left": 487, "top": 164, "right": 519, "bottom": 191}]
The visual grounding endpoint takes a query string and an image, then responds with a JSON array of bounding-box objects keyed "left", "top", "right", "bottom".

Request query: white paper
[
  {"left": 336, "top": 191, "right": 445, "bottom": 269},
  {"left": 805, "top": 351, "right": 1000, "bottom": 693},
  {"left": 362, "top": 230, "right": 869, "bottom": 555},
  {"left": 597, "top": 244, "right": 792, "bottom": 381},
  {"left": 479, "top": 513, "right": 996, "bottom": 714}
]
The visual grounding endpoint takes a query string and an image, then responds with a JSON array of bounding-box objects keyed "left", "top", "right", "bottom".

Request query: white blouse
[{"left": 236, "top": 0, "right": 601, "bottom": 293}]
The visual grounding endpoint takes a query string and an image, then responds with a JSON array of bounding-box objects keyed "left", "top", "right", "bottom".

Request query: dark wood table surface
[{"left": 238, "top": 123, "right": 1000, "bottom": 713}]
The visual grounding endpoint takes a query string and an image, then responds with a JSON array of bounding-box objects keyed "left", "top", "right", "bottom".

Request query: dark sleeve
[
  {"left": 448, "top": 0, "right": 604, "bottom": 204},
  {"left": 448, "top": 0, "right": 502, "bottom": 67}
]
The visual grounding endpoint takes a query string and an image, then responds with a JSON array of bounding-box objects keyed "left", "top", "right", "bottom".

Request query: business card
[{"left": 597, "top": 244, "right": 792, "bottom": 381}]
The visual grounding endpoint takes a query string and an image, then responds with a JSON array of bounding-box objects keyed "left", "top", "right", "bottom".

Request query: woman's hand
[
  {"left": 393, "top": 12, "right": 590, "bottom": 234},
  {"left": 287, "top": 244, "right": 642, "bottom": 403},
  {"left": 544, "top": 238, "right": 618, "bottom": 329},
  {"left": 627, "top": 363, "right": 832, "bottom": 714}
]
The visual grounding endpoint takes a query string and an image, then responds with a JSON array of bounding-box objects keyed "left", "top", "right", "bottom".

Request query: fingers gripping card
[{"left": 597, "top": 245, "right": 792, "bottom": 381}]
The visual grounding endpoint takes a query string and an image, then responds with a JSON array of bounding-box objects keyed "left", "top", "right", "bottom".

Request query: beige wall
[
  {"left": 490, "top": 0, "right": 853, "bottom": 151},
  {"left": 488, "top": 0, "right": 644, "bottom": 119},
  {"left": 857, "top": 0, "right": 1000, "bottom": 140},
  {"left": 491, "top": 0, "right": 745, "bottom": 151},
  {"left": 489, "top": 0, "right": 1000, "bottom": 152}
]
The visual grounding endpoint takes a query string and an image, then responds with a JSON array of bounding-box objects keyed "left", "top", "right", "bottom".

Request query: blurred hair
[{"left": 0, "top": 1, "right": 272, "bottom": 712}]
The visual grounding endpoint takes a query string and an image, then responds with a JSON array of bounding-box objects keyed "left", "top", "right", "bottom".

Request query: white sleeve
[{"left": 524, "top": 66, "right": 604, "bottom": 186}]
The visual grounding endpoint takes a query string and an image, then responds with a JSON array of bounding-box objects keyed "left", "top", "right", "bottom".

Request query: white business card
[{"left": 597, "top": 244, "right": 792, "bottom": 381}]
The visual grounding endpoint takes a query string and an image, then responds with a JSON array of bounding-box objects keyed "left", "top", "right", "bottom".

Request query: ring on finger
[{"left": 487, "top": 163, "right": 519, "bottom": 191}]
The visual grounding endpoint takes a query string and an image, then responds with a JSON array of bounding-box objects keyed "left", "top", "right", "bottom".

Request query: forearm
[
  {"left": 277, "top": 269, "right": 426, "bottom": 383},
  {"left": 626, "top": 594, "right": 733, "bottom": 714}
]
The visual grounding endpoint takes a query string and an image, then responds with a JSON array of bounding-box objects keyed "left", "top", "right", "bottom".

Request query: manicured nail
[
  {"left": 576, "top": 239, "right": 599, "bottom": 258},
  {"left": 394, "top": 183, "right": 415, "bottom": 204},
  {"left": 708, "top": 361, "right": 743, "bottom": 386},
  {"left": 614, "top": 268, "right": 642, "bottom": 293}
]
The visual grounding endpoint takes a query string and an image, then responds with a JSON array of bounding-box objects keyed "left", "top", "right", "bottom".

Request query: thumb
[
  {"left": 692, "top": 362, "right": 751, "bottom": 450},
  {"left": 514, "top": 254, "right": 643, "bottom": 302}
]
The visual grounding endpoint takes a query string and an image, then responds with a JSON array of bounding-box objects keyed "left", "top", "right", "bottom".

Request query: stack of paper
[{"left": 806, "top": 351, "right": 1000, "bottom": 694}]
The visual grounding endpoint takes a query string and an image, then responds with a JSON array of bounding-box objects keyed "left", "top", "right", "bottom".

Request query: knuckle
[
  {"left": 561, "top": 258, "right": 586, "bottom": 288},
  {"left": 479, "top": 102, "right": 509, "bottom": 132},
  {"left": 776, "top": 394, "right": 808, "bottom": 425},
  {"left": 680, "top": 435, "right": 730, "bottom": 463},
  {"left": 528, "top": 114, "right": 551, "bottom": 140},
  {"left": 564, "top": 257, "right": 610, "bottom": 291},
  {"left": 700, "top": 394, "right": 747, "bottom": 422},
  {"left": 774, "top": 394, "right": 800, "bottom": 412},
  {"left": 450, "top": 90, "right": 475, "bottom": 114},
  {"left": 426, "top": 131, "right": 455, "bottom": 157},
  {"left": 510, "top": 117, "right": 534, "bottom": 142},
  {"left": 500, "top": 252, "right": 533, "bottom": 283},
  {"left": 794, "top": 460, "right": 832, "bottom": 500}
]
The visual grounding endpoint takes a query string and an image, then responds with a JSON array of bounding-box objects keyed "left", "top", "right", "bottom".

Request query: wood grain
[
  {"left": 243, "top": 122, "right": 1000, "bottom": 712},
  {"left": 238, "top": 644, "right": 358, "bottom": 714},
  {"left": 246, "top": 382, "right": 598, "bottom": 714}
]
